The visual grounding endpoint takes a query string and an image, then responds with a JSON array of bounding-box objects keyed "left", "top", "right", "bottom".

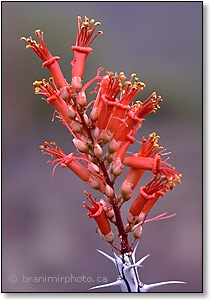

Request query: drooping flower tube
[
  {"left": 123, "top": 153, "right": 181, "bottom": 180},
  {"left": 83, "top": 193, "right": 114, "bottom": 243},
  {"left": 71, "top": 16, "right": 103, "bottom": 90},
  {"left": 39, "top": 141, "right": 104, "bottom": 191},
  {"left": 96, "top": 72, "right": 125, "bottom": 130},
  {"left": 113, "top": 93, "right": 162, "bottom": 142},
  {"left": 33, "top": 78, "right": 71, "bottom": 124},
  {"left": 120, "top": 133, "right": 164, "bottom": 201},
  {"left": 21, "top": 30, "right": 67, "bottom": 91},
  {"left": 127, "top": 174, "right": 179, "bottom": 225},
  {"left": 107, "top": 74, "right": 146, "bottom": 133}
]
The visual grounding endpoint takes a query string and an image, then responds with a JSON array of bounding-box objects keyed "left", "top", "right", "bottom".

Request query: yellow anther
[
  {"left": 140, "top": 82, "right": 146, "bottom": 87},
  {"left": 33, "top": 80, "right": 41, "bottom": 86},
  {"left": 94, "top": 22, "right": 101, "bottom": 26},
  {"left": 124, "top": 81, "right": 132, "bottom": 86},
  {"left": 34, "top": 87, "right": 40, "bottom": 94},
  {"left": 26, "top": 45, "right": 33, "bottom": 49},
  {"left": 90, "top": 19, "right": 95, "bottom": 24},
  {"left": 35, "top": 29, "right": 41, "bottom": 35}
]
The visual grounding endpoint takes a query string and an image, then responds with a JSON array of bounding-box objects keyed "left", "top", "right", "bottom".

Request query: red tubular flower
[
  {"left": 40, "top": 141, "right": 90, "bottom": 180},
  {"left": 127, "top": 187, "right": 153, "bottom": 223},
  {"left": 115, "top": 123, "right": 142, "bottom": 161},
  {"left": 33, "top": 79, "right": 70, "bottom": 124},
  {"left": 107, "top": 74, "right": 145, "bottom": 133},
  {"left": 123, "top": 154, "right": 181, "bottom": 182},
  {"left": 83, "top": 194, "right": 114, "bottom": 243},
  {"left": 71, "top": 16, "right": 103, "bottom": 89},
  {"left": 40, "top": 141, "right": 105, "bottom": 191},
  {"left": 123, "top": 154, "right": 161, "bottom": 173},
  {"left": 132, "top": 92, "right": 162, "bottom": 119},
  {"left": 113, "top": 93, "right": 161, "bottom": 142},
  {"left": 121, "top": 133, "right": 164, "bottom": 198},
  {"left": 96, "top": 72, "right": 124, "bottom": 130},
  {"left": 21, "top": 30, "right": 67, "bottom": 90},
  {"left": 127, "top": 175, "right": 177, "bottom": 224}
]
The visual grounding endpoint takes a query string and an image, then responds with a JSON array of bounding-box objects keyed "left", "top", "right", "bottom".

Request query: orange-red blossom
[
  {"left": 83, "top": 194, "right": 114, "bottom": 244},
  {"left": 22, "top": 15, "right": 182, "bottom": 253}
]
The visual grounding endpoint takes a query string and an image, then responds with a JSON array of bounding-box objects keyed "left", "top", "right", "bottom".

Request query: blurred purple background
[{"left": 2, "top": 1, "right": 202, "bottom": 293}]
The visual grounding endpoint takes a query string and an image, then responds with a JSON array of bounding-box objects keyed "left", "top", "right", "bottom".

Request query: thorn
[
  {"left": 89, "top": 279, "right": 124, "bottom": 291},
  {"left": 135, "top": 254, "right": 151, "bottom": 266},
  {"left": 140, "top": 281, "right": 187, "bottom": 292},
  {"left": 96, "top": 249, "right": 115, "bottom": 264}
]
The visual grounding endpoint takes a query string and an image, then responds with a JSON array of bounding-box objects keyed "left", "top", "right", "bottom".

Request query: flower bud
[
  {"left": 71, "top": 76, "right": 82, "bottom": 91},
  {"left": 105, "top": 184, "right": 114, "bottom": 199},
  {"left": 137, "top": 212, "right": 147, "bottom": 224},
  {"left": 90, "top": 107, "right": 99, "bottom": 122},
  {"left": 88, "top": 162, "right": 100, "bottom": 174},
  {"left": 93, "top": 127, "right": 100, "bottom": 140},
  {"left": 106, "top": 153, "right": 115, "bottom": 164},
  {"left": 97, "top": 129, "right": 113, "bottom": 145},
  {"left": 108, "top": 138, "right": 121, "bottom": 154},
  {"left": 94, "top": 143, "right": 103, "bottom": 159},
  {"left": 89, "top": 176, "right": 101, "bottom": 190},
  {"left": 133, "top": 224, "right": 143, "bottom": 240},
  {"left": 78, "top": 91, "right": 87, "bottom": 108},
  {"left": 111, "top": 157, "right": 124, "bottom": 177},
  {"left": 73, "top": 138, "right": 89, "bottom": 153},
  {"left": 104, "top": 206, "right": 115, "bottom": 220},
  {"left": 71, "top": 120, "right": 83, "bottom": 133},
  {"left": 67, "top": 105, "right": 76, "bottom": 120},
  {"left": 121, "top": 180, "right": 133, "bottom": 200},
  {"left": 127, "top": 212, "right": 138, "bottom": 225},
  {"left": 60, "top": 86, "right": 70, "bottom": 100},
  {"left": 83, "top": 113, "right": 89, "bottom": 125},
  {"left": 103, "top": 231, "right": 114, "bottom": 244}
]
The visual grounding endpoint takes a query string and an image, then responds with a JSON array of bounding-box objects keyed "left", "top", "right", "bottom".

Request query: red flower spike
[
  {"left": 22, "top": 16, "right": 182, "bottom": 257},
  {"left": 83, "top": 194, "right": 112, "bottom": 236},
  {"left": 71, "top": 16, "right": 103, "bottom": 82},
  {"left": 21, "top": 30, "right": 67, "bottom": 90}
]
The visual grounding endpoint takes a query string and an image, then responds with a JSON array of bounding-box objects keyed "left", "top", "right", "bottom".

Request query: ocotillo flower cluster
[{"left": 21, "top": 16, "right": 183, "bottom": 292}]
